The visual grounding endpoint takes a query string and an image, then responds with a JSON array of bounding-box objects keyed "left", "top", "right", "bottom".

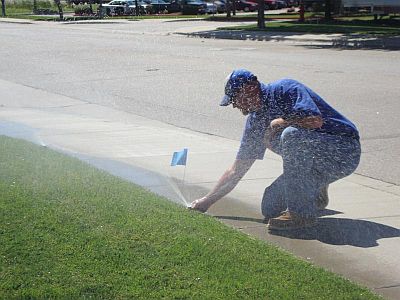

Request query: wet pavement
[{"left": 1, "top": 78, "right": 399, "bottom": 299}]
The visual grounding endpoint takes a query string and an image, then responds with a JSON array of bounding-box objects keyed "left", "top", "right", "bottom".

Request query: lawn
[{"left": 0, "top": 135, "right": 381, "bottom": 299}]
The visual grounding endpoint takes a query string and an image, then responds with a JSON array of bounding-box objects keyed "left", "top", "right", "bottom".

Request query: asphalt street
[{"left": 0, "top": 19, "right": 399, "bottom": 185}]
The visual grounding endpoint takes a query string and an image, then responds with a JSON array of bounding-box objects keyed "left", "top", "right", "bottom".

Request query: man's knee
[{"left": 261, "top": 179, "right": 286, "bottom": 218}]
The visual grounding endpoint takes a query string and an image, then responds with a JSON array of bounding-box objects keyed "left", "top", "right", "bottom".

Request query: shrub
[{"left": 74, "top": 4, "right": 92, "bottom": 14}]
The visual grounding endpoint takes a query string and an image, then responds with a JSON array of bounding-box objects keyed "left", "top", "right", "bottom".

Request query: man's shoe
[
  {"left": 267, "top": 211, "right": 317, "bottom": 231},
  {"left": 316, "top": 185, "right": 329, "bottom": 210}
]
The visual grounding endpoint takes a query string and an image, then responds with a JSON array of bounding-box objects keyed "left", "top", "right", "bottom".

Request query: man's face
[{"left": 232, "top": 81, "right": 262, "bottom": 115}]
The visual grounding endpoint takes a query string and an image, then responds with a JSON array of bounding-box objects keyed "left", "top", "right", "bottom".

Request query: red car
[{"left": 235, "top": 0, "right": 258, "bottom": 12}]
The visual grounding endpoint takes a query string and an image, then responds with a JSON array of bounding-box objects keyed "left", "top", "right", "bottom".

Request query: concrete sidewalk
[{"left": 0, "top": 79, "right": 399, "bottom": 299}]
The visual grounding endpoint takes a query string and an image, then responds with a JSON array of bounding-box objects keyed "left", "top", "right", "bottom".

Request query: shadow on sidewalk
[
  {"left": 269, "top": 217, "right": 400, "bottom": 248},
  {"left": 177, "top": 30, "right": 400, "bottom": 51},
  {"left": 215, "top": 210, "right": 399, "bottom": 248}
]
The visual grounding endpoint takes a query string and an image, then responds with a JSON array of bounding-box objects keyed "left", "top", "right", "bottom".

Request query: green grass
[
  {"left": 1, "top": 14, "right": 204, "bottom": 21},
  {"left": 0, "top": 135, "right": 381, "bottom": 299}
]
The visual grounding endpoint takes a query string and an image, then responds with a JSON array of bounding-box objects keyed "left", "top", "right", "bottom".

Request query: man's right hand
[{"left": 189, "top": 197, "right": 212, "bottom": 213}]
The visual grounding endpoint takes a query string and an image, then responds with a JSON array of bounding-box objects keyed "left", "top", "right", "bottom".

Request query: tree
[
  {"left": 54, "top": 0, "right": 64, "bottom": 20},
  {"left": 257, "top": 0, "right": 265, "bottom": 29},
  {"left": 1, "top": 0, "right": 6, "bottom": 17}
]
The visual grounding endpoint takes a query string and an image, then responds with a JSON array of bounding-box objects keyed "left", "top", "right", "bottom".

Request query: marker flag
[{"left": 171, "top": 148, "right": 188, "bottom": 166}]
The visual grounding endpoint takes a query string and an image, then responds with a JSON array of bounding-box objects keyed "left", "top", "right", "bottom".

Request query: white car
[{"left": 102, "top": 0, "right": 149, "bottom": 15}]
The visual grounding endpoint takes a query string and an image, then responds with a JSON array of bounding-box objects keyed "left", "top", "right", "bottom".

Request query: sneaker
[
  {"left": 316, "top": 185, "right": 329, "bottom": 210},
  {"left": 267, "top": 211, "right": 317, "bottom": 231}
]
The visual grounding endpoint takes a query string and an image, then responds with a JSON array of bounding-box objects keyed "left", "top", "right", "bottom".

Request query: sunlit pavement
[
  {"left": 2, "top": 16, "right": 399, "bottom": 49},
  {"left": 1, "top": 78, "right": 399, "bottom": 299}
]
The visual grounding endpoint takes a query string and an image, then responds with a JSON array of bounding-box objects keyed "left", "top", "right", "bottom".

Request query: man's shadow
[{"left": 216, "top": 210, "right": 399, "bottom": 248}]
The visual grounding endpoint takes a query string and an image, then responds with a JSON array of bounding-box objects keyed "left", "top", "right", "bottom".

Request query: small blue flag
[{"left": 171, "top": 148, "right": 188, "bottom": 166}]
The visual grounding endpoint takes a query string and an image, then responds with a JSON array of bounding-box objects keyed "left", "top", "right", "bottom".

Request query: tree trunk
[
  {"left": 89, "top": 0, "right": 94, "bottom": 14},
  {"left": 135, "top": 0, "right": 139, "bottom": 15},
  {"left": 54, "top": 0, "right": 63, "bottom": 20},
  {"left": 257, "top": 0, "right": 265, "bottom": 29},
  {"left": 324, "top": 0, "right": 332, "bottom": 20},
  {"left": 299, "top": 0, "right": 305, "bottom": 22},
  {"left": 1, "top": 0, "right": 6, "bottom": 17},
  {"left": 33, "top": 0, "right": 38, "bottom": 14},
  {"left": 99, "top": 0, "right": 103, "bottom": 18},
  {"left": 226, "top": 0, "right": 231, "bottom": 17}
]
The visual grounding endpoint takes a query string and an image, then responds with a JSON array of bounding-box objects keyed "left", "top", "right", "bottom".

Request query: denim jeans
[{"left": 261, "top": 126, "right": 361, "bottom": 219}]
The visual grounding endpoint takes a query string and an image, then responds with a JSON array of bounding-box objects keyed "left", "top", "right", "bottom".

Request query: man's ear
[{"left": 245, "top": 80, "right": 260, "bottom": 92}]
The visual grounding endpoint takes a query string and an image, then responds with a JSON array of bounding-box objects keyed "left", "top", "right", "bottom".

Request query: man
[{"left": 190, "top": 69, "right": 361, "bottom": 231}]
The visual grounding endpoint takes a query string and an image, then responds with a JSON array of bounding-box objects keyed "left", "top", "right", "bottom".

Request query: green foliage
[
  {"left": 6, "top": 0, "right": 52, "bottom": 9},
  {"left": 0, "top": 136, "right": 381, "bottom": 299},
  {"left": 3, "top": 0, "right": 74, "bottom": 14},
  {"left": 74, "top": 4, "right": 92, "bottom": 15}
]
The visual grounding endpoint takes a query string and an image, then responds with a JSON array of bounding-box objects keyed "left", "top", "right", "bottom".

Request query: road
[{"left": 0, "top": 19, "right": 399, "bottom": 185}]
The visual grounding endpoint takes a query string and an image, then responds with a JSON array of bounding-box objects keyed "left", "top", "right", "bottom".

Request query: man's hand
[
  {"left": 264, "top": 118, "right": 286, "bottom": 149},
  {"left": 270, "top": 117, "right": 288, "bottom": 129},
  {"left": 264, "top": 116, "right": 323, "bottom": 148},
  {"left": 189, "top": 197, "right": 212, "bottom": 213}
]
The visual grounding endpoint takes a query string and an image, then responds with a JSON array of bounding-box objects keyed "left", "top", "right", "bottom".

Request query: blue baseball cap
[{"left": 220, "top": 69, "right": 257, "bottom": 106}]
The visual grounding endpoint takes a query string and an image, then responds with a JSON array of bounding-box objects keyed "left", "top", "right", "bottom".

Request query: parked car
[
  {"left": 235, "top": 0, "right": 258, "bottom": 11},
  {"left": 247, "top": 0, "right": 278, "bottom": 10},
  {"left": 213, "top": 0, "right": 226, "bottom": 13},
  {"left": 102, "top": 0, "right": 132, "bottom": 15},
  {"left": 265, "top": 0, "right": 277, "bottom": 9},
  {"left": 275, "top": 0, "right": 287, "bottom": 8},
  {"left": 163, "top": 0, "right": 182, "bottom": 12},
  {"left": 181, "top": 0, "right": 207, "bottom": 14},
  {"left": 303, "top": 0, "right": 325, "bottom": 11},
  {"left": 144, "top": 0, "right": 170, "bottom": 13},
  {"left": 284, "top": 0, "right": 298, "bottom": 7},
  {"left": 205, "top": 1, "right": 218, "bottom": 13},
  {"left": 102, "top": 0, "right": 148, "bottom": 15}
]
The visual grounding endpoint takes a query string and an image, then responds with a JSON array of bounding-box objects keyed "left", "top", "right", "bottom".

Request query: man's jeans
[{"left": 261, "top": 126, "right": 361, "bottom": 219}]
